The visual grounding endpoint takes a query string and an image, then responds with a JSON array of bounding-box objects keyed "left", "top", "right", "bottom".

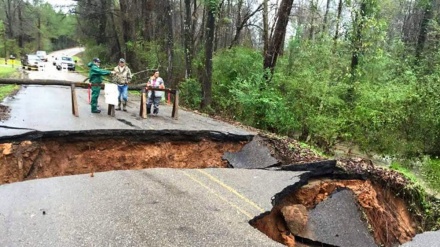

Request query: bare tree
[
  {"left": 229, "top": 1, "right": 262, "bottom": 48},
  {"left": 263, "top": 0, "right": 294, "bottom": 76}
]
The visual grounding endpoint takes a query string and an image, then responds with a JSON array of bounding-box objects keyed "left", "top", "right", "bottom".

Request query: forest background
[{"left": 0, "top": 0, "right": 439, "bottom": 193}]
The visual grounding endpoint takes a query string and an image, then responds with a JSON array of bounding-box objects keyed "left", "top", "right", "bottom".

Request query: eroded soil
[
  {"left": 251, "top": 179, "right": 416, "bottom": 247},
  {"left": 0, "top": 139, "right": 245, "bottom": 184}
]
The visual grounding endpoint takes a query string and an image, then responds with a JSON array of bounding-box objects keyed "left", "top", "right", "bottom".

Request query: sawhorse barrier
[{"left": 139, "top": 87, "right": 179, "bottom": 120}]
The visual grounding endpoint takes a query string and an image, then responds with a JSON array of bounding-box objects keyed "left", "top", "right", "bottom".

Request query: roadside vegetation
[{"left": 0, "top": 84, "right": 19, "bottom": 101}]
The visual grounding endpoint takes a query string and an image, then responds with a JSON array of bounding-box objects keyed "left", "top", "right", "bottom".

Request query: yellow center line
[
  {"left": 181, "top": 170, "right": 254, "bottom": 219},
  {"left": 196, "top": 170, "right": 265, "bottom": 213}
]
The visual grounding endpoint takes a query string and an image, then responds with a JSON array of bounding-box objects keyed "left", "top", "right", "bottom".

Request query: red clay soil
[
  {"left": 0, "top": 139, "right": 245, "bottom": 184},
  {"left": 251, "top": 179, "right": 416, "bottom": 247}
]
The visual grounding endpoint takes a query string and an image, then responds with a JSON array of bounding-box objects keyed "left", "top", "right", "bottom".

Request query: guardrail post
[
  {"left": 107, "top": 104, "right": 115, "bottom": 117},
  {"left": 139, "top": 88, "right": 147, "bottom": 119},
  {"left": 71, "top": 83, "right": 79, "bottom": 117},
  {"left": 172, "top": 89, "right": 179, "bottom": 120}
]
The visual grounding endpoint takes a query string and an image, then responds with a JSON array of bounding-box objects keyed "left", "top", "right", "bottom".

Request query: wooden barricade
[{"left": 139, "top": 87, "right": 179, "bottom": 120}]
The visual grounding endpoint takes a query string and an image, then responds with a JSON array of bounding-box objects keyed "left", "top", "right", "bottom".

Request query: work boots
[
  {"left": 153, "top": 108, "right": 159, "bottom": 115},
  {"left": 123, "top": 101, "right": 127, "bottom": 111},
  {"left": 116, "top": 101, "right": 122, "bottom": 111}
]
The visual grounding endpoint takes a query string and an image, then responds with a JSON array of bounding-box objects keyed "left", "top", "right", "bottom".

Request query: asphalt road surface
[
  {"left": 0, "top": 48, "right": 293, "bottom": 246},
  {"left": 0, "top": 169, "right": 301, "bottom": 247}
]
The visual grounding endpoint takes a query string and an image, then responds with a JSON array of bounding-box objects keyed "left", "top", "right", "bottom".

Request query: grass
[
  {"left": 390, "top": 162, "right": 419, "bottom": 183},
  {"left": 0, "top": 67, "right": 17, "bottom": 78},
  {"left": 390, "top": 159, "right": 440, "bottom": 196},
  {"left": 0, "top": 57, "right": 21, "bottom": 79},
  {"left": 0, "top": 85, "right": 19, "bottom": 101},
  {"left": 0, "top": 57, "right": 21, "bottom": 101}
]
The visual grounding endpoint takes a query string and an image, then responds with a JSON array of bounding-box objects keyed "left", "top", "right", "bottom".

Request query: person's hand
[{"left": 111, "top": 71, "right": 116, "bottom": 75}]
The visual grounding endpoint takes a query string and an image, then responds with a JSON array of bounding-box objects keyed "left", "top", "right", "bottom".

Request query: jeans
[
  {"left": 118, "top": 84, "right": 128, "bottom": 102},
  {"left": 147, "top": 96, "right": 161, "bottom": 114}
]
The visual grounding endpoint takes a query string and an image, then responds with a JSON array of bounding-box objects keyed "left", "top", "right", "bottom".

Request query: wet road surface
[{"left": 0, "top": 48, "right": 293, "bottom": 247}]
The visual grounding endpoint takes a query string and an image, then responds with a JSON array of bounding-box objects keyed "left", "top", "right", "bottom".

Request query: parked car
[
  {"left": 21, "top": 54, "right": 44, "bottom": 70},
  {"left": 36, "top": 51, "right": 48, "bottom": 62},
  {"left": 55, "top": 56, "right": 75, "bottom": 71}
]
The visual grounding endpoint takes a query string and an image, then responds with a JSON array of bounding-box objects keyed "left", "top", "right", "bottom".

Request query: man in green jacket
[{"left": 87, "top": 57, "right": 115, "bottom": 113}]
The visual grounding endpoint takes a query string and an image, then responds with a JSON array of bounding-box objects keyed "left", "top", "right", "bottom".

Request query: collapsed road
[
  {"left": 1, "top": 130, "right": 439, "bottom": 247},
  {"left": 0, "top": 48, "right": 439, "bottom": 246}
]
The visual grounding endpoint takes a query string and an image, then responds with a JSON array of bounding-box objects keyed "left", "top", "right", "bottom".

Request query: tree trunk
[
  {"left": 18, "top": 0, "right": 24, "bottom": 48},
  {"left": 308, "top": 0, "right": 316, "bottom": 40},
  {"left": 263, "top": 0, "right": 294, "bottom": 76},
  {"left": 333, "top": 0, "right": 343, "bottom": 46},
  {"left": 120, "top": 0, "right": 137, "bottom": 68},
  {"left": 263, "top": 0, "right": 269, "bottom": 58},
  {"left": 416, "top": 0, "right": 433, "bottom": 59},
  {"left": 96, "top": 0, "right": 108, "bottom": 45},
  {"left": 322, "top": 0, "right": 331, "bottom": 34},
  {"left": 37, "top": 14, "right": 41, "bottom": 50},
  {"left": 184, "top": 0, "right": 193, "bottom": 78},
  {"left": 350, "top": 1, "right": 367, "bottom": 78},
  {"left": 164, "top": 0, "right": 174, "bottom": 88},
  {"left": 201, "top": 3, "right": 216, "bottom": 109}
]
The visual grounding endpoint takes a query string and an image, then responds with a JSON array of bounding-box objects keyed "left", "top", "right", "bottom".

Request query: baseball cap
[
  {"left": 93, "top": 57, "right": 101, "bottom": 63},
  {"left": 119, "top": 58, "right": 125, "bottom": 63}
]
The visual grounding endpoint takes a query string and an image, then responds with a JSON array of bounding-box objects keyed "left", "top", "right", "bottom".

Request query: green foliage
[
  {"left": 83, "top": 44, "right": 109, "bottom": 65},
  {"left": 277, "top": 38, "right": 351, "bottom": 146},
  {"left": 421, "top": 158, "right": 440, "bottom": 192},
  {"left": 178, "top": 78, "right": 202, "bottom": 109},
  {"left": 132, "top": 40, "right": 165, "bottom": 71}
]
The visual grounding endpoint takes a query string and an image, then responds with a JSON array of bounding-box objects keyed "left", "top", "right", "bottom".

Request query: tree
[
  {"left": 201, "top": 0, "right": 219, "bottom": 109},
  {"left": 183, "top": 0, "right": 194, "bottom": 78},
  {"left": 263, "top": 0, "right": 294, "bottom": 76}
]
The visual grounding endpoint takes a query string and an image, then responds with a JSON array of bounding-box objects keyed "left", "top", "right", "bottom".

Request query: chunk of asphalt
[
  {"left": 400, "top": 231, "right": 440, "bottom": 247},
  {"left": 280, "top": 160, "right": 339, "bottom": 177},
  {"left": 295, "top": 189, "right": 377, "bottom": 247},
  {"left": 222, "top": 135, "right": 279, "bottom": 169}
]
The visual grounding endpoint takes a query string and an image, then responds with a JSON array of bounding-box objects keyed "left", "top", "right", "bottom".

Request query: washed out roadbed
[{"left": 0, "top": 130, "right": 439, "bottom": 247}]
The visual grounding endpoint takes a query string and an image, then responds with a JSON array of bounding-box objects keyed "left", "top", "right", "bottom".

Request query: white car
[
  {"left": 36, "top": 51, "right": 48, "bottom": 62},
  {"left": 21, "top": 54, "right": 44, "bottom": 70},
  {"left": 55, "top": 56, "right": 76, "bottom": 71}
]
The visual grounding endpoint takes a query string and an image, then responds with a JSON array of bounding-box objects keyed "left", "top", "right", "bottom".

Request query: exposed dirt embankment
[
  {"left": 0, "top": 139, "right": 245, "bottom": 184},
  {"left": 251, "top": 179, "right": 416, "bottom": 247}
]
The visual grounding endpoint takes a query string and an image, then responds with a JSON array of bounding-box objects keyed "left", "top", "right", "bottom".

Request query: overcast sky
[{"left": 44, "top": 0, "right": 76, "bottom": 8}]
